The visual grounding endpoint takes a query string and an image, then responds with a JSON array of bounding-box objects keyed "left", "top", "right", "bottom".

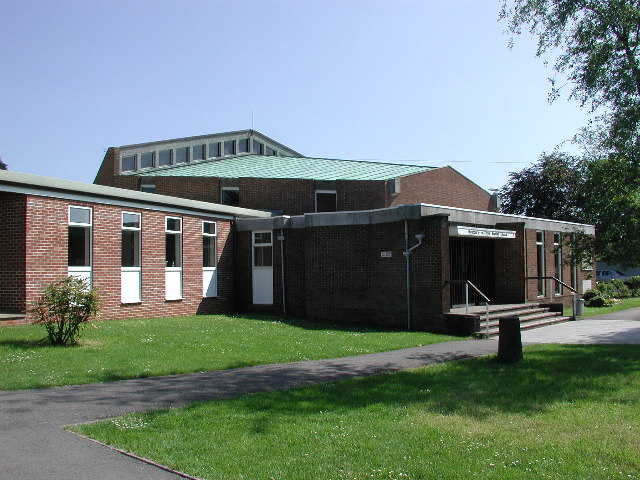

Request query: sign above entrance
[{"left": 450, "top": 226, "right": 516, "bottom": 239}]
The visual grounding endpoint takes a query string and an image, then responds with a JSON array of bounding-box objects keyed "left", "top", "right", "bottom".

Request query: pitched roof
[{"left": 124, "top": 154, "right": 434, "bottom": 181}]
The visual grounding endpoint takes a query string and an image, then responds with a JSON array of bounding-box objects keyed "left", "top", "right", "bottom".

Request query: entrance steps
[{"left": 448, "top": 303, "right": 572, "bottom": 336}]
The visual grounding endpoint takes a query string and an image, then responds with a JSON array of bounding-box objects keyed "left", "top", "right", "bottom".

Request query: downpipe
[
  {"left": 403, "top": 219, "right": 425, "bottom": 331},
  {"left": 278, "top": 229, "right": 286, "bottom": 315}
]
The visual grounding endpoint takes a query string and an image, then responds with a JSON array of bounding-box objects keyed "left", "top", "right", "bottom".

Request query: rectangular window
[
  {"left": 193, "top": 144, "right": 205, "bottom": 161},
  {"left": 253, "top": 231, "right": 273, "bottom": 267},
  {"left": 265, "top": 147, "right": 276, "bottom": 156},
  {"left": 68, "top": 206, "right": 92, "bottom": 286},
  {"left": 221, "top": 187, "right": 240, "bottom": 206},
  {"left": 121, "top": 155, "right": 136, "bottom": 172},
  {"left": 165, "top": 217, "right": 182, "bottom": 300},
  {"left": 315, "top": 190, "right": 337, "bottom": 212},
  {"left": 224, "top": 140, "right": 235, "bottom": 155},
  {"left": 202, "top": 221, "right": 217, "bottom": 297},
  {"left": 159, "top": 149, "right": 172, "bottom": 166},
  {"left": 166, "top": 217, "right": 182, "bottom": 268},
  {"left": 536, "top": 231, "right": 545, "bottom": 297},
  {"left": 175, "top": 147, "right": 189, "bottom": 164},
  {"left": 121, "top": 212, "right": 141, "bottom": 303},
  {"left": 208, "top": 142, "right": 220, "bottom": 158},
  {"left": 140, "top": 152, "right": 155, "bottom": 169},
  {"left": 140, "top": 184, "right": 156, "bottom": 193},
  {"left": 554, "top": 233, "right": 563, "bottom": 295},
  {"left": 252, "top": 140, "right": 263, "bottom": 155},
  {"left": 238, "top": 138, "right": 250, "bottom": 153}
]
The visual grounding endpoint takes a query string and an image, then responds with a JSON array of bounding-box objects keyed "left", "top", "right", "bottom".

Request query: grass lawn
[
  {"left": 583, "top": 296, "right": 640, "bottom": 317},
  {"left": 0, "top": 314, "right": 460, "bottom": 390},
  {"left": 70, "top": 344, "right": 640, "bottom": 480}
]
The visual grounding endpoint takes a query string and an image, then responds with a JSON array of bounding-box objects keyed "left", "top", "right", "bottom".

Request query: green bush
[
  {"left": 627, "top": 276, "right": 640, "bottom": 296},
  {"left": 585, "top": 294, "right": 607, "bottom": 307},
  {"left": 28, "top": 277, "right": 100, "bottom": 346},
  {"left": 596, "top": 280, "right": 631, "bottom": 299}
]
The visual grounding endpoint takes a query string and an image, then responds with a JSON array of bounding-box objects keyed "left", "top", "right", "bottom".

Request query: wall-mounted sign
[
  {"left": 380, "top": 251, "right": 392, "bottom": 258},
  {"left": 449, "top": 225, "right": 516, "bottom": 239}
]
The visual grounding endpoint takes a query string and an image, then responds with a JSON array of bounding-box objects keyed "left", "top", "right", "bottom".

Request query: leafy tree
[
  {"left": 500, "top": 0, "right": 640, "bottom": 160},
  {"left": 0, "top": 157, "right": 7, "bottom": 170},
  {"left": 583, "top": 155, "right": 640, "bottom": 266},
  {"left": 498, "top": 152, "right": 587, "bottom": 222},
  {"left": 28, "top": 276, "right": 100, "bottom": 346}
]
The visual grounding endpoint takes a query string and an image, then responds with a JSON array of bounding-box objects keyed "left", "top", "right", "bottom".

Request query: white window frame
[
  {"left": 553, "top": 232, "right": 563, "bottom": 295},
  {"left": 68, "top": 206, "right": 93, "bottom": 287},
  {"left": 121, "top": 154, "right": 137, "bottom": 173},
  {"left": 315, "top": 189, "right": 337, "bottom": 213},
  {"left": 165, "top": 216, "right": 183, "bottom": 300},
  {"left": 121, "top": 212, "right": 142, "bottom": 303},
  {"left": 202, "top": 221, "right": 218, "bottom": 297}
]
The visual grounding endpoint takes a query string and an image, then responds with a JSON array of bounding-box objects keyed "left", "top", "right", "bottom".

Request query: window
[
  {"left": 165, "top": 217, "right": 182, "bottom": 300},
  {"left": 140, "top": 184, "right": 156, "bottom": 193},
  {"left": 208, "top": 142, "right": 220, "bottom": 158},
  {"left": 122, "top": 213, "right": 141, "bottom": 267},
  {"left": 166, "top": 217, "right": 182, "bottom": 267},
  {"left": 122, "top": 155, "right": 136, "bottom": 172},
  {"left": 238, "top": 138, "right": 250, "bottom": 153},
  {"left": 159, "top": 149, "right": 172, "bottom": 166},
  {"left": 315, "top": 190, "right": 337, "bottom": 212},
  {"left": 121, "top": 212, "right": 141, "bottom": 303},
  {"left": 253, "top": 231, "right": 273, "bottom": 267},
  {"left": 175, "top": 147, "right": 189, "bottom": 164},
  {"left": 221, "top": 187, "right": 240, "bottom": 206},
  {"left": 252, "top": 140, "right": 263, "bottom": 155},
  {"left": 202, "top": 221, "right": 217, "bottom": 297},
  {"left": 68, "top": 206, "right": 92, "bottom": 286},
  {"left": 536, "top": 231, "right": 545, "bottom": 296},
  {"left": 140, "top": 152, "right": 155, "bottom": 169},
  {"left": 554, "top": 233, "right": 563, "bottom": 295},
  {"left": 571, "top": 233, "right": 578, "bottom": 291},
  {"left": 224, "top": 140, "right": 235, "bottom": 155},
  {"left": 265, "top": 147, "right": 276, "bottom": 156},
  {"left": 193, "top": 144, "right": 205, "bottom": 161}
]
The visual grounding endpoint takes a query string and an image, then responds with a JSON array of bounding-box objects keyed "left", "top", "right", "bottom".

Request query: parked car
[{"left": 596, "top": 270, "right": 630, "bottom": 282}]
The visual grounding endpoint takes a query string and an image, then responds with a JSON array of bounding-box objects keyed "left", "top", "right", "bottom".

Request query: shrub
[
  {"left": 28, "top": 277, "right": 100, "bottom": 346},
  {"left": 627, "top": 276, "right": 640, "bottom": 296},
  {"left": 583, "top": 289, "right": 600, "bottom": 302},
  {"left": 595, "top": 280, "right": 631, "bottom": 299},
  {"left": 585, "top": 294, "right": 607, "bottom": 307}
]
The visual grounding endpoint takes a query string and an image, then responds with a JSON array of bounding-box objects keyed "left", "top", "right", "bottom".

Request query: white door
[{"left": 252, "top": 231, "right": 273, "bottom": 304}]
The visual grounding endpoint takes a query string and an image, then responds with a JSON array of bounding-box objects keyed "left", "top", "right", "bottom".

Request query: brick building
[
  {"left": 94, "top": 129, "right": 499, "bottom": 215},
  {"left": 1, "top": 129, "right": 596, "bottom": 333}
]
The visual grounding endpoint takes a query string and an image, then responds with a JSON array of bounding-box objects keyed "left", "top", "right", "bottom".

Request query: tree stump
[{"left": 498, "top": 316, "right": 523, "bottom": 363}]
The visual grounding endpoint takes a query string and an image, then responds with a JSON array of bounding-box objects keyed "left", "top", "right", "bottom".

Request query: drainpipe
[
  {"left": 277, "top": 229, "right": 286, "bottom": 315},
  {"left": 403, "top": 220, "right": 425, "bottom": 330}
]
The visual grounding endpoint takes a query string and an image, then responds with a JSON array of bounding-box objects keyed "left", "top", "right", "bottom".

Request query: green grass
[
  {"left": 0, "top": 314, "right": 459, "bottom": 390},
  {"left": 583, "top": 296, "right": 640, "bottom": 317},
  {"left": 70, "top": 345, "right": 640, "bottom": 480}
]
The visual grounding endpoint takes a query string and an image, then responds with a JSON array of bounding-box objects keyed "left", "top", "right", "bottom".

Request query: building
[
  {"left": 94, "top": 129, "right": 499, "bottom": 215},
  {"left": 0, "top": 131, "right": 596, "bottom": 333}
]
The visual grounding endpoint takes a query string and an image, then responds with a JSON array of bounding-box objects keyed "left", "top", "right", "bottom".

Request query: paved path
[
  {"left": 521, "top": 307, "right": 640, "bottom": 344},
  {"left": 3, "top": 308, "right": 639, "bottom": 480},
  {"left": 0, "top": 339, "right": 495, "bottom": 480}
]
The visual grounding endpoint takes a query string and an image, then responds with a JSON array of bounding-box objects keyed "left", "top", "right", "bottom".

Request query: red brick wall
[
  {"left": 0, "top": 193, "right": 26, "bottom": 312},
  {"left": 239, "top": 178, "right": 314, "bottom": 214},
  {"left": 94, "top": 148, "right": 119, "bottom": 186},
  {"left": 390, "top": 167, "right": 494, "bottom": 211},
  {"left": 337, "top": 180, "right": 387, "bottom": 211},
  {"left": 156, "top": 177, "right": 220, "bottom": 204},
  {"left": 494, "top": 223, "right": 527, "bottom": 303},
  {"left": 21, "top": 195, "right": 234, "bottom": 322}
]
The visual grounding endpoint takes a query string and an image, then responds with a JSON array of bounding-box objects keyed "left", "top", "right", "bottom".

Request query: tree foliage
[
  {"left": 498, "top": 152, "right": 587, "bottom": 222},
  {"left": 28, "top": 276, "right": 100, "bottom": 346},
  {"left": 0, "top": 157, "right": 7, "bottom": 170},
  {"left": 500, "top": 0, "right": 640, "bottom": 159}
]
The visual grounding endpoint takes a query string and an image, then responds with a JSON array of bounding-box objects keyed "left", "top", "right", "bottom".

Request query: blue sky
[{"left": 0, "top": 0, "right": 588, "bottom": 191}]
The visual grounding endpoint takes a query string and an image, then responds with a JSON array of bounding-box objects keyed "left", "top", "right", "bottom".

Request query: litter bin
[{"left": 575, "top": 298, "right": 585, "bottom": 316}]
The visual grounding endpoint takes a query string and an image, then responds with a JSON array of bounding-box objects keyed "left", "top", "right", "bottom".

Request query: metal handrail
[
  {"left": 526, "top": 276, "right": 579, "bottom": 319},
  {"left": 448, "top": 280, "right": 491, "bottom": 335}
]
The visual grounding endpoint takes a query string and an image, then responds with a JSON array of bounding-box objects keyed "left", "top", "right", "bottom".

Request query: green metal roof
[{"left": 125, "top": 155, "right": 434, "bottom": 181}]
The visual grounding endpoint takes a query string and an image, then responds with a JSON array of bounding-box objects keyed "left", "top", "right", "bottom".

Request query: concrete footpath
[{"left": 1, "top": 307, "right": 638, "bottom": 480}]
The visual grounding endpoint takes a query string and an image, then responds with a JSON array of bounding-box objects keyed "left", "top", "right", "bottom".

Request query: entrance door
[
  {"left": 252, "top": 231, "right": 274, "bottom": 304},
  {"left": 450, "top": 238, "right": 495, "bottom": 306}
]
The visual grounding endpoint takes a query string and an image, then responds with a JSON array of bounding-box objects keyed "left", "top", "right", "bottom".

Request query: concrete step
[
  {"left": 0, "top": 314, "right": 29, "bottom": 326},
  {"left": 485, "top": 315, "right": 572, "bottom": 336},
  {"left": 481, "top": 310, "right": 565, "bottom": 329}
]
